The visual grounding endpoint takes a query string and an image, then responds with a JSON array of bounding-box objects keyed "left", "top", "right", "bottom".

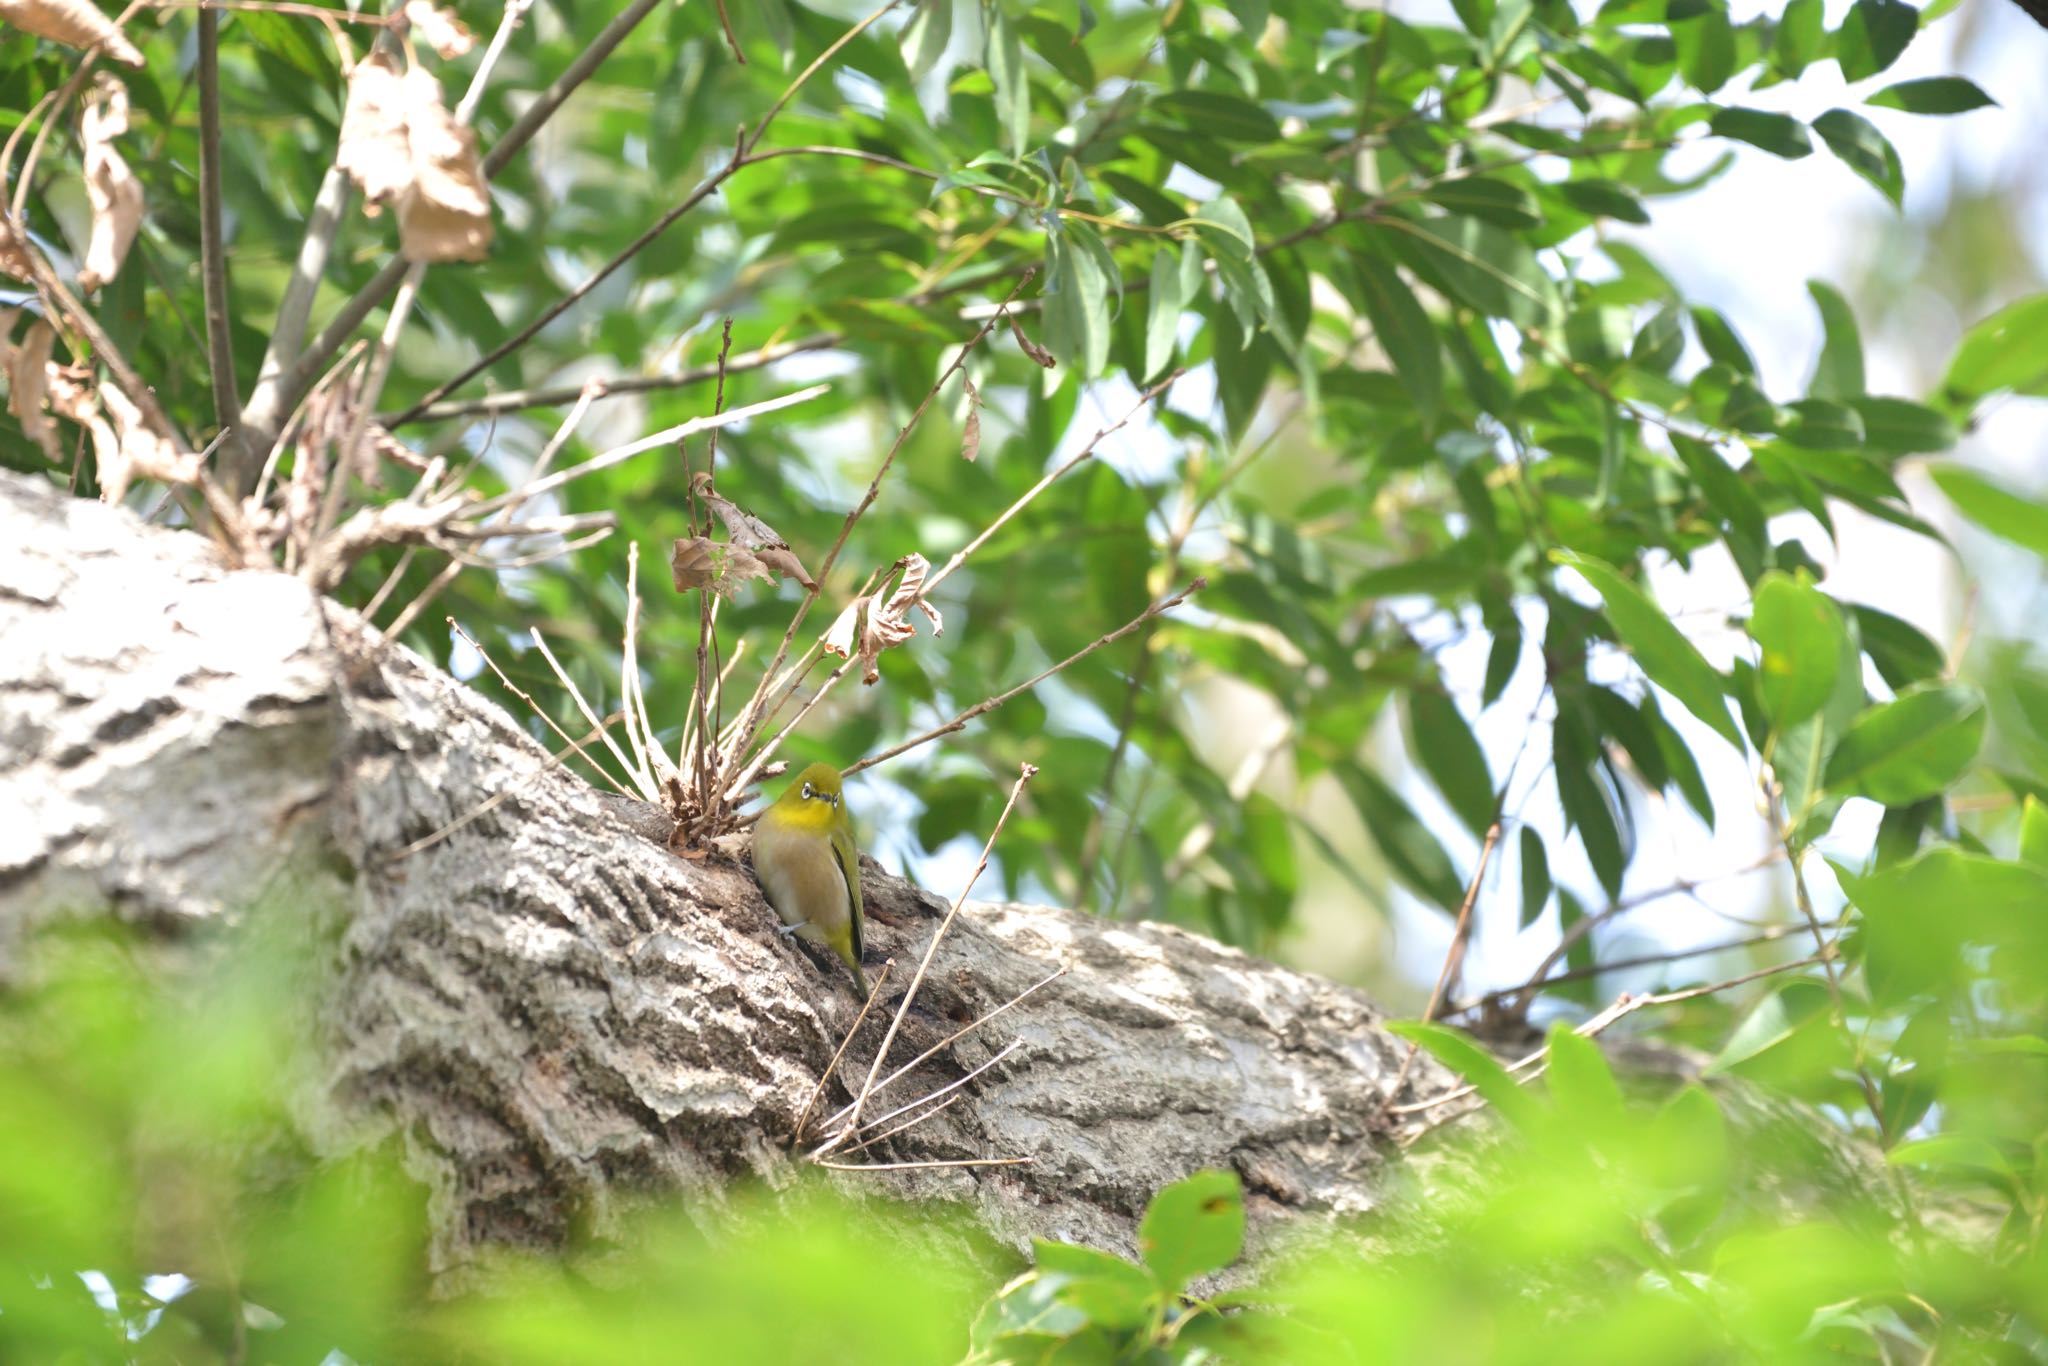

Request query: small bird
[{"left": 750, "top": 762, "right": 868, "bottom": 996}]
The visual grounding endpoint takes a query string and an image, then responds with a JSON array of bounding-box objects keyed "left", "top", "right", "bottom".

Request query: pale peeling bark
[{"left": 0, "top": 470, "right": 1451, "bottom": 1284}]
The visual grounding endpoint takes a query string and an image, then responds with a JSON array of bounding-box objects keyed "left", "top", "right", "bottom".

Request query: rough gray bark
[{"left": 0, "top": 469, "right": 1452, "bottom": 1285}]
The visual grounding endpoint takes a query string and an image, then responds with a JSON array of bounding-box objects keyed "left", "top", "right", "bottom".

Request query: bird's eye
[{"left": 801, "top": 782, "right": 814, "bottom": 800}]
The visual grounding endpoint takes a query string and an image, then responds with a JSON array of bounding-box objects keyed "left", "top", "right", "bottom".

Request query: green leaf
[
  {"left": 1390, "top": 1022, "right": 1544, "bottom": 1131},
  {"left": 1867, "top": 76, "right": 1995, "bottom": 114},
  {"left": 1519, "top": 826, "right": 1551, "bottom": 928},
  {"left": 1405, "top": 688, "right": 1495, "bottom": 838},
  {"left": 1545, "top": 1023, "right": 1625, "bottom": 1128},
  {"left": 1143, "top": 246, "right": 1190, "bottom": 381},
  {"left": 1927, "top": 464, "right": 2048, "bottom": 560},
  {"left": 1707, "top": 107, "right": 1812, "bottom": 159},
  {"left": 1821, "top": 683, "right": 1986, "bottom": 805},
  {"left": 1043, "top": 231, "right": 1109, "bottom": 376},
  {"left": 1940, "top": 295, "right": 2048, "bottom": 411},
  {"left": 1552, "top": 550, "right": 1742, "bottom": 748},
  {"left": 2020, "top": 795, "right": 2048, "bottom": 870},
  {"left": 1334, "top": 764, "right": 1467, "bottom": 916},
  {"left": 1850, "top": 395, "right": 1956, "bottom": 455},
  {"left": 1851, "top": 604, "right": 1946, "bottom": 690},
  {"left": 1030, "top": 1242, "right": 1159, "bottom": 1331},
  {"left": 1705, "top": 978, "right": 1833, "bottom": 1074},
  {"left": 1345, "top": 256, "right": 1442, "bottom": 429},
  {"left": 1379, "top": 216, "right": 1561, "bottom": 329},
  {"left": 1836, "top": 0, "right": 1919, "bottom": 82},
  {"left": 1805, "top": 281, "right": 1866, "bottom": 399},
  {"left": 1779, "top": 398, "right": 1865, "bottom": 449},
  {"left": 1690, "top": 306, "right": 1757, "bottom": 375},
  {"left": 1672, "top": 6, "right": 1736, "bottom": 93},
  {"left": 1841, "top": 848, "right": 2048, "bottom": 1003},
  {"left": 1558, "top": 179, "right": 1650, "bottom": 224},
  {"left": 1137, "top": 1171, "right": 1244, "bottom": 1293},
  {"left": 1422, "top": 177, "right": 1542, "bottom": 228},
  {"left": 1813, "top": 108, "right": 1903, "bottom": 206},
  {"left": 1748, "top": 573, "right": 1846, "bottom": 732},
  {"left": 900, "top": 0, "right": 953, "bottom": 80},
  {"left": 1150, "top": 89, "right": 1282, "bottom": 143},
  {"left": 986, "top": 5, "right": 1029, "bottom": 153},
  {"left": 1631, "top": 304, "right": 1685, "bottom": 373},
  {"left": 1769, "top": 0, "right": 1825, "bottom": 77}
]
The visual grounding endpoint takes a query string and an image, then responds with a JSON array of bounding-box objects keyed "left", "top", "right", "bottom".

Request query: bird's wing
[{"left": 831, "top": 821, "right": 863, "bottom": 964}]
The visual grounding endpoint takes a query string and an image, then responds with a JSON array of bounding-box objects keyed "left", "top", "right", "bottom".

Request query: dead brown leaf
[
  {"left": 820, "top": 552, "right": 941, "bottom": 685},
  {"left": 6, "top": 318, "right": 61, "bottom": 463},
  {"left": 336, "top": 52, "right": 493, "bottom": 261},
  {"left": 961, "top": 375, "right": 982, "bottom": 461},
  {"left": 97, "top": 381, "right": 199, "bottom": 503},
  {"left": 1008, "top": 313, "right": 1057, "bottom": 368},
  {"left": 77, "top": 76, "right": 141, "bottom": 294},
  {"left": 0, "top": 0, "right": 144, "bottom": 67},
  {"left": 670, "top": 535, "right": 773, "bottom": 599},
  {"left": 401, "top": 1, "right": 475, "bottom": 59},
  {"left": 395, "top": 68, "right": 492, "bottom": 263},
  {"left": 688, "top": 471, "right": 816, "bottom": 589},
  {"left": 336, "top": 48, "right": 413, "bottom": 209}
]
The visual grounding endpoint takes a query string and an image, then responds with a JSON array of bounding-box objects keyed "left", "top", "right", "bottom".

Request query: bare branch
[
  {"left": 196, "top": 8, "right": 250, "bottom": 480},
  {"left": 844, "top": 579, "right": 1204, "bottom": 778},
  {"left": 791, "top": 959, "right": 897, "bottom": 1146}
]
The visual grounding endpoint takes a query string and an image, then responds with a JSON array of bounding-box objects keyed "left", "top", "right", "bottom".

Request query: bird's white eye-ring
[{"left": 801, "top": 782, "right": 814, "bottom": 800}]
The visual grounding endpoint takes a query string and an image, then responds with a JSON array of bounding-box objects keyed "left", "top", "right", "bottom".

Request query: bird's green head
[{"left": 767, "top": 762, "right": 848, "bottom": 832}]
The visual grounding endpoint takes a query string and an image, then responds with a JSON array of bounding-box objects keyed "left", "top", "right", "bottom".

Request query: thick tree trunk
[{"left": 0, "top": 470, "right": 1451, "bottom": 1284}]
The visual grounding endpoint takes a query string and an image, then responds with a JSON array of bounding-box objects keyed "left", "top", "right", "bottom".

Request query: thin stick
[
  {"left": 195, "top": 8, "right": 248, "bottom": 478},
  {"left": 740, "top": 0, "right": 904, "bottom": 156},
  {"left": 922, "top": 369, "right": 1183, "bottom": 598},
  {"left": 531, "top": 627, "right": 653, "bottom": 799},
  {"left": 813, "top": 1156, "right": 1030, "bottom": 1172},
  {"left": 389, "top": 333, "right": 842, "bottom": 426},
  {"left": 818, "top": 1040, "right": 1023, "bottom": 1158},
  {"left": 720, "top": 273, "right": 1036, "bottom": 777},
  {"left": 448, "top": 619, "right": 633, "bottom": 796},
  {"left": 461, "top": 385, "right": 830, "bottom": 520},
  {"left": 791, "top": 958, "right": 897, "bottom": 1145},
  {"left": 720, "top": 665, "right": 849, "bottom": 810},
  {"left": 844, "top": 580, "right": 1204, "bottom": 778},
  {"left": 843, "top": 1093, "right": 963, "bottom": 1155},
  {"left": 830, "top": 764, "right": 1038, "bottom": 1150},
  {"left": 821, "top": 967, "right": 1067, "bottom": 1130},
  {"left": 1390, "top": 954, "right": 1828, "bottom": 1124},
  {"left": 1449, "top": 923, "right": 1814, "bottom": 1016}
]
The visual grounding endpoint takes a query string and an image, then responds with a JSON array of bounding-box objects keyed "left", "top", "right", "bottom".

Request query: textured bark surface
[{"left": 0, "top": 470, "right": 1454, "bottom": 1284}]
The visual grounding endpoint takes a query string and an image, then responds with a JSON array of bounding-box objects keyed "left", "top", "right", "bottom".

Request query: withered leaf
[
  {"left": 337, "top": 49, "right": 412, "bottom": 207},
  {"left": 77, "top": 76, "right": 141, "bottom": 294},
  {"left": 820, "top": 552, "right": 941, "bottom": 685},
  {"left": 395, "top": 68, "right": 492, "bottom": 263},
  {"left": 6, "top": 318, "right": 60, "bottom": 464},
  {"left": 401, "top": 1, "right": 475, "bottom": 59},
  {"left": 671, "top": 535, "right": 773, "bottom": 598},
  {"left": 336, "top": 51, "right": 493, "bottom": 262},
  {"left": 688, "top": 471, "right": 816, "bottom": 588},
  {"left": 0, "top": 0, "right": 145, "bottom": 67},
  {"left": 1008, "top": 312, "right": 1057, "bottom": 368},
  {"left": 961, "top": 374, "right": 982, "bottom": 462}
]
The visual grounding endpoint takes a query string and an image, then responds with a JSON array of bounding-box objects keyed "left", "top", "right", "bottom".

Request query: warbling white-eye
[{"left": 750, "top": 762, "right": 868, "bottom": 996}]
